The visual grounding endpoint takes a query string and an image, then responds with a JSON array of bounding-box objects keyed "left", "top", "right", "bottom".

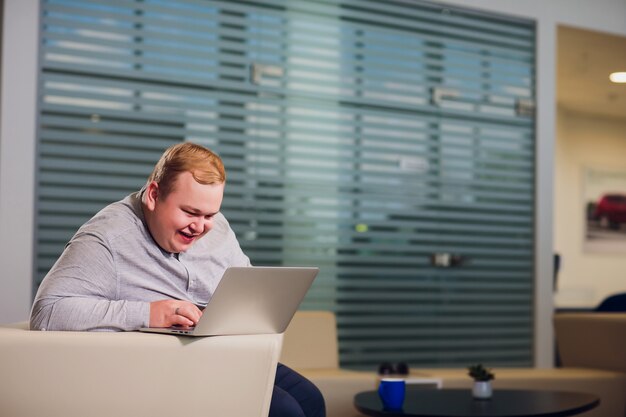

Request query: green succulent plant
[{"left": 467, "top": 364, "right": 495, "bottom": 382}]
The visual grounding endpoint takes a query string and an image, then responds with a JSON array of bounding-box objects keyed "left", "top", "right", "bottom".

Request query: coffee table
[{"left": 354, "top": 389, "right": 600, "bottom": 417}]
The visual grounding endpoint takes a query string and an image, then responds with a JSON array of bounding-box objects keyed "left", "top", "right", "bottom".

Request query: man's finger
[
  {"left": 183, "top": 304, "right": 203, "bottom": 323},
  {"left": 173, "top": 314, "right": 195, "bottom": 327},
  {"left": 174, "top": 307, "right": 198, "bottom": 326}
]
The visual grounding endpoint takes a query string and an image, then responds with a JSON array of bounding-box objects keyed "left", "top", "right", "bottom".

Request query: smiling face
[{"left": 143, "top": 171, "right": 225, "bottom": 253}]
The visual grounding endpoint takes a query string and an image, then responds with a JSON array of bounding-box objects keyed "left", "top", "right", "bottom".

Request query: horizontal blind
[{"left": 37, "top": 0, "right": 535, "bottom": 368}]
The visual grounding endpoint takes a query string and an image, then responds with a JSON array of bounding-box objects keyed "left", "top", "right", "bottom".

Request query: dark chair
[
  {"left": 595, "top": 293, "right": 626, "bottom": 312},
  {"left": 553, "top": 253, "right": 561, "bottom": 291},
  {"left": 553, "top": 253, "right": 562, "bottom": 366}
]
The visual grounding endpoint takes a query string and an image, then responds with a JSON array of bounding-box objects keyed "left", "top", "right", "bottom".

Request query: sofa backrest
[
  {"left": 555, "top": 312, "right": 626, "bottom": 373},
  {"left": 280, "top": 310, "right": 339, "bottom": 370}
]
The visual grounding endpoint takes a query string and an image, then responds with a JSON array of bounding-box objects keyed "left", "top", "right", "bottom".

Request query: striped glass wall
[{"left": 36, "top": 0, "right": 536, "bottom": 368}]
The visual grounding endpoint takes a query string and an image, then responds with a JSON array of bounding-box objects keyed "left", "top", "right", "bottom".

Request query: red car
[{"left": 593, "top": 193, "right": 626, "bottom": 229}]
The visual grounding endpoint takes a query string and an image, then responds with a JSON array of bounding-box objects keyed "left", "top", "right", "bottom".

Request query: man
[{"left": 30, "top": 142, "right": 325, "bottom": 417}]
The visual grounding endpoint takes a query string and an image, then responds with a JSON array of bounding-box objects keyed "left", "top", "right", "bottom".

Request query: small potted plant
[{"left": 467, "top": 364, "right": 495, "bottom": 399}]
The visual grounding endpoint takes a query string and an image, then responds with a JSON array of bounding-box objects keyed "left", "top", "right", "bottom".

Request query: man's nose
[
  {"left": 190, "top": 217, "right": 212, "bottom": 233},
  {"left": 188, "top": 219, "right": 201, "bottom": 233}
]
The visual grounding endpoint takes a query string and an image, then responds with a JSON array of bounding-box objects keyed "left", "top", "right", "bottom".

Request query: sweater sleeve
[{"left": 30, "top": 233, "right": 150, "bottom": 332}]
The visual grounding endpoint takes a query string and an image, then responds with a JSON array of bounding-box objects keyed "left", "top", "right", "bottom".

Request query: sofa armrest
[
  {"left": 555, "top": 312, "right": 626, "bottom": 372},
  {"left": 0, "top": 323, "right": 282, "bottom": 417}
]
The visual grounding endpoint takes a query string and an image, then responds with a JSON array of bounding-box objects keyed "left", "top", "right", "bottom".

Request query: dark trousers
[{"left": 269, "top": 363, "right": 326, "bottom": 417}]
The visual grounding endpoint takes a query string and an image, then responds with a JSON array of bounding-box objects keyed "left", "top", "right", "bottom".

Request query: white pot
[{"left": 472, "top": 381, "right": 492, "bottom": 399}]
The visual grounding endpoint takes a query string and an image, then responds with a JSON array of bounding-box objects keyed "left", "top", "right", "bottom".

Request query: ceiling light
[{"left": 609, "top": 72, "right": 626, "bottom": 83}]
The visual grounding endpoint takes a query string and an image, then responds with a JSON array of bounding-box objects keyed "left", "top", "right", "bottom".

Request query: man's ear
[{"left": 144, "top": 181, "right": 159, "bottom": 211}]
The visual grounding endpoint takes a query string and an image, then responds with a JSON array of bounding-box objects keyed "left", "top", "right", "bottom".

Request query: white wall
[
  {"left": 555, "top": 108, "right": 626, "bottom": 307},
  {"left": 0, "top": 0, "right": 39, "bottom": 324},
  {"left": 438, "top": 0, "right": 626, "bottom": 31}
]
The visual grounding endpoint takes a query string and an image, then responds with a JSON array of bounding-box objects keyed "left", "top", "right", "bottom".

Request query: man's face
[{"left": 144, "top": 171, "right": 225, "bottom": 253}]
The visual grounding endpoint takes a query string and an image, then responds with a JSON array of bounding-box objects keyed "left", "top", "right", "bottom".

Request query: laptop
[{"left": 139, "top": 266, "right": 318, "bottom": 336}]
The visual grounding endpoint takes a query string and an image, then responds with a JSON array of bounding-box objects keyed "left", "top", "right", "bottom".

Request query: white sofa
[
  {"left": 0, "top": 322, "right": 282, "bottom": 417},
  {"left": 281, "top": 311, "right": 626, "bottom": 417}
]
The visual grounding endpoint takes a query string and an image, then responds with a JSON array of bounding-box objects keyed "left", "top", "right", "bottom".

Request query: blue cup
[{"left": 378, "top": 378, "right": 405, "bottom": 410}]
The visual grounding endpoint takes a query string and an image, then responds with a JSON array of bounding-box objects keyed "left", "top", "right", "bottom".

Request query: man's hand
[{"left": 149, "top": 300, "right": 203, "bottom": 328}]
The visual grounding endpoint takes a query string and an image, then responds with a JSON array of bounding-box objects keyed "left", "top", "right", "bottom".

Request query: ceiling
[{"left": 558, "top": 25, "right": 626, "bottom": 120}]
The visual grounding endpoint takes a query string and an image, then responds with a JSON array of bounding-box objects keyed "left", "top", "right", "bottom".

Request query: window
[{"left": 37, "top": 0, "right": 535, "bottom": 368}]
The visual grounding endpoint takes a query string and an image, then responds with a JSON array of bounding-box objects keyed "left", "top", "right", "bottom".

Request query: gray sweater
[{"left": 30, "top": 191, "right": 250, "bottom": 331}]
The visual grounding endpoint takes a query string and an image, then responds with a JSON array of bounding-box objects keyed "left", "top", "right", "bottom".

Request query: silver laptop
[{"left": 139, "top": 266, "right": 318, "bottom": 336}]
